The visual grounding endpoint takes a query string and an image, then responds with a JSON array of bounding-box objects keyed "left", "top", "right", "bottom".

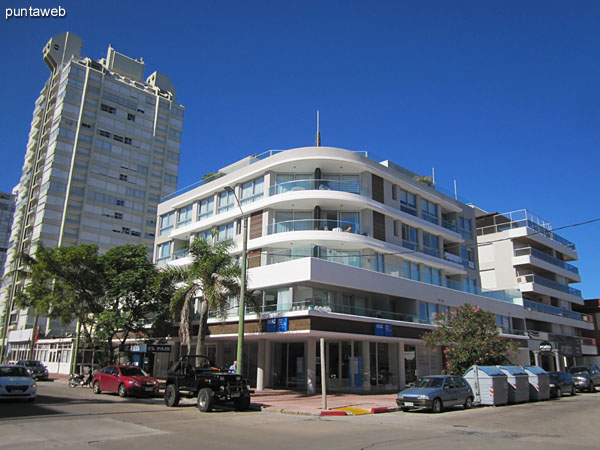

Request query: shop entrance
[{"left": 272, "top": 342, "right": 305, "bottom": 389}]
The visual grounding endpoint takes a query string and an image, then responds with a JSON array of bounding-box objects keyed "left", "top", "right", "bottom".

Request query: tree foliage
[
  {"left": 422, "top": 303, "right": 518, "bottom": 375},
  {"left": 15, "top": 244, "right": 171, "bottom": 365},
  {"left": 160, "top": 237, "right": 241, "bottom": 358}
]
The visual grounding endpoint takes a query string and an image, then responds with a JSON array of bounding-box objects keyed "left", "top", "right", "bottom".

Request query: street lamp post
[{"left": 225, "top": 186, "right": 248, "bottom": 376}]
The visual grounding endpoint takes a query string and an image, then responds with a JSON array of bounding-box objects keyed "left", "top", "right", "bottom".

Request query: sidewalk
[{"left": 50, "top": 373, "right": 399, "bottom": 416}]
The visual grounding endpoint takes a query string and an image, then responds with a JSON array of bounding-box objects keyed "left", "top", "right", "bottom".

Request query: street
[{"left": 0, "top": 381, "right": 598, "bottom": 450}]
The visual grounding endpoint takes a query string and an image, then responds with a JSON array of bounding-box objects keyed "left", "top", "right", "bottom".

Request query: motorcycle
[{"left": 68, "top": 372, "right": 93, "bottom": 388}]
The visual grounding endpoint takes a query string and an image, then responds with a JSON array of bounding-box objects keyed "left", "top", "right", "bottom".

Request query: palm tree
[{"left": 162, "top": 237, "right": 241, "bottom": 360}]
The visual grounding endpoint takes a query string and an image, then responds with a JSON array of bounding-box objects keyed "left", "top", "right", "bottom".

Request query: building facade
[
  {"left": 475, "top": 210, "right": 596, "bottom": 370},
  {"left": 155, "top": 146, "right": 530, "bottom": 392},
  {"left": 0, "top": 32, "right": 184, "bottom": 365},
  {"left": 0, "top": 191, "right": 17, "bottom": 283}
]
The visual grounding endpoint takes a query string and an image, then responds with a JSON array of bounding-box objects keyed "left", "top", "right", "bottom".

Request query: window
[
  {"left": 401, "top": 224, "right": 418, "bottom": 250},
  {"left": 114, "top": 212, "right": 123, "bottom": 220},
  {"left": 421, "top": 199, "right": 438, "bottom": 224},
  {"left": 159, "top": 211, "right": 175, "bottom": 235},
  {"left": 178, "top": 205, "right": 193, "bottom": 227},
  {"left": 393, "top": 220, "right": 399, "bottom": 237},
  {"left": 100, "top": 104, "right": 116, "bottom": 114},
  {"left": 240, "top": 177, "right": 264, "bottom": 205},
  {"left": 459, "top": 215, "right": 473, "bottom": 239},
  {"left": 116, "top": 199, "right": 125, "bottom": 206},
  {"left": 217, "top": 222, "right": 234, "bottom": 242},
  {"left": 422, "top": 232, "right": 439, "bottom": 257},
  {"left": 98, "top": 129, "right": 111, "bottom": 138},
  {"left": 274, "top": 173, "right": 312, "bottom": 194},
  {"left": 461, "top": 246, "right": 475, "bottom": 269},
  {"left": 113, "top": 134, "right": 124, "bottom": 143},
  {"left": 421, "top": 266, "right": 442, "bottom": 285},
  {"left": 157, "top": 241, "right": 172, "bottom": 264},
  {"left": 403, "top": 261, "right": 420, "bottom": 281},
  {"left": 127, "top": 113, "right": 135, "bottom": 122},
  {"left": 197, "top": 229, "right": 212, "bottom": 242},
  {"left": 198, "top": 197, "right": 214, "bottom": 220},
  {"left": 399, "top": 189, "right": 417, "bottom": 215},
  {"left": 418, "top": 302, "right": 438, "bottom": 323},
  {"left": 321, "top": 174, "right": 360, "bottom": 194},
  {"left": 218, "top": 190, "right": 234, "bottom": 213},
  {"left": 119, "top": 174, "right": 128, "bottom": 181},
  {"left": 124, "top": 137, "right": 132, "bottom": 145}
]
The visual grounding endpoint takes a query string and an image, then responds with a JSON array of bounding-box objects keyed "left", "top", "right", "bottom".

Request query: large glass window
[
  {"left": 241, "top": 177, "right": 264, "bottom": 205},
  {"left": 159, "top": 211, "right": 175, "bottom": 235},
  {"left": 217, "top": 191, "right": 234, "bottom": 213},
  {"left": 217, "top": 222, "right": 234, "bottom": 242},
  {"left": 401, "top": 224, "right": 418, "bottom": 250},
  {"left": 422, "top": 232, "right": 439, "bottom": 257},
  {"left": 458, "top": 215, "right": 473, "bottom": 239},
  {"left": 399, "top": 189, "right": 417, "bottom": 216},
  {"left": 402, "top": 261, "right": 420, "bottom": 281},
  {"left": 157, "top": 241, "right": 172, "bottom": 264},
  {"left": 274, "top": 173, "right": 312, "bottom": 194},
  {"left": 198, "top": 197, "right": 214, "bottom": 220},
  {"left": 421, "top": 199, "right": 438, "bottom": 224},
  {"left": 273, "top": 211, "right": 312, "bottom": 233},
  {"left": 321, "top": 174, "right": 360, "bottom": 194},
  {"left": 177, "top": 205, "right": 193, "bottom": 227}
]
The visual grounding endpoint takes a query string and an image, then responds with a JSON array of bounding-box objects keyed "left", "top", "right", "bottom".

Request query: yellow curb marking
[{"left": 332, "top": 406, "right": 371, "bottom": 415}]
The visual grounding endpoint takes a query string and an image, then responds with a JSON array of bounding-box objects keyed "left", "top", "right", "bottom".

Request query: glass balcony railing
[
  {"left": 172, "top": 249, "right": 189, "bottom": 260},
  {"left": 269, "top": 178, "right": 365, "bottom": 196},
  {"left": 255, "top": 245, "right": 521, "bottom": 304},
  {"left": 518, "top": 274, "right": 582, "bottom": 297},
  {"left": 523, "top": 299, "right": 583, "bottom": 321},
  {"left": 267, "top": 219, "right": 362, "bottom": 235},
  {"left": 442, "top": 219, "right": 458, "bottom": 233},
  {"left": 514, "top": 247, "right": 579, "bottom": 275}
]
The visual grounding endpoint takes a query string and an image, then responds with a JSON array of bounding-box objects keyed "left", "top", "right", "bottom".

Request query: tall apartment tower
[
  {"left": 0, "top": 191, "right": 17, "bottom": 282},
  {"left": 0, "top": 32, "right": 184, "bottom": 343}
]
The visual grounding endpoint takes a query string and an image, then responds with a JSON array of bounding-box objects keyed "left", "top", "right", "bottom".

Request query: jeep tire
[
  {"left": 164, "top": 384, "right": 180, "bottom": 407},
  {"left": 233, "top": 393, "right": 251, "bottom": 411},
  {"left": 197, "top": 387, "right": 215, "bottom": 412}
]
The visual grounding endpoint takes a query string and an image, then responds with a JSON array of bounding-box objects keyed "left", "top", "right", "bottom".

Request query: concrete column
[
  {"left": 362, "top": 341, "right": 371, "bottom": 392},
  {"left": 398, "top": 342, "right": 406, "bottom": 389},
  {"left": 533, "top": 351, "right": 540, "bottom": 366},
  {"left": 215, "top": 341, "right": 224, "bottom": 368},
  {"left": 554, "top": 350, "right": 561, "bottom": 372},
  {"left": 306, "top": 337, "right": 317, "bottom": 394},
  {"left": 256, "top": 339, "right": 266, "bottom": 391},
  {"left": 436, "top": 204, "right": 442, "bottom": 226}
]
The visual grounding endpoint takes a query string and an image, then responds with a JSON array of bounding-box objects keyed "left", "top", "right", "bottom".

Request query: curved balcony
[
  {"left": 514, "top": 247, "right": 579, "bottom": 274},
  {"left": 269, "top": 178, "right": 366, "bottom": 197},
  {"left": 267, "top": 219, "right": 362, "bottom": 235}
]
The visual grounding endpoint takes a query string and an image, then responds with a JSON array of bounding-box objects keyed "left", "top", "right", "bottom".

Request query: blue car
[{"left": 396, "top": 375, "right": 474, "bottom": 413}]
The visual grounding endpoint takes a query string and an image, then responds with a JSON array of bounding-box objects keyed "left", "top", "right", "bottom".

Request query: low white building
[{"left": 155, "top": 146, "right": 531, "bottom": 393}]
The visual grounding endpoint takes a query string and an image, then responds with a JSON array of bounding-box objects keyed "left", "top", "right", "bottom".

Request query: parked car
[
  {"left": 92, "top": 365, "right": 159, "bottom": 397},
  {"left": 0, "top": 364, "right": 37, "bottom": 401},
  {"left": 16, "top": 360, "right": 49, "bottom": 381},
  {"left": 567, "top": 365, "right": 600, "bottom": 393},
  {"left": 548, "top": 371, "right": 576, "bottom": 398},
  {"left": 396, "top": 375, "right": 473, "bottom": 413}
]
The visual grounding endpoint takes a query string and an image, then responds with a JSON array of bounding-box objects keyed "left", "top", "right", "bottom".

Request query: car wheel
[
  {"left": 197, "top": 387, "right": 214, "bottom": 412},
  {"left": 401, "top": 407, "right": 410, "bottom": 412},
  {"left": 164, "top": 384, "right": 180, "bottom": 407},
  {"left": 93, "top": 381, "right": 101, "bottom": 394},
  {"left": 589, "top": 382, "right": 596, "bottom": 393},
  {"left": 571, "top": 385, "right": 577, "bottom": 396},
  {"left": 464, "top": 396, "right": 473, "bottom": 409},
  {"left": 233, "top": 393, "right": 251, "bottom": 411},
  {"left": 118, "top": 383, "right": 127, "bottom": 398},
  {"left": 556, "top": 387, "right": 562, "bottom": 398},
  {"left": 432, "top": 398, "right": 443, "bottom": 414}
]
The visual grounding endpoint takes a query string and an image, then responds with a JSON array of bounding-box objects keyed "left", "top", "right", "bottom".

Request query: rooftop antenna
[{"left": 315, "top": 110, "right": 321, "bottom": 147}]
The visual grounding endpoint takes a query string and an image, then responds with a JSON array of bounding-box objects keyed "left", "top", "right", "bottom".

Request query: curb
[
  {"left": 320, "top": 410, "right": 348, "bottom": 416},
  {"left": 370, "top": 407, "right": 398, "bottom": 414}
]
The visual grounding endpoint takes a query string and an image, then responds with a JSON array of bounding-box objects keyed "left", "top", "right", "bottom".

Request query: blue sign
[
  {"left": 374, "top": 323, "right": 393, "bottom": 337},
  {"left": 266, "top": 317, "right": 289, "bottom": 332},
  {"left": 374, "top": 323, "right": 384, "bottom": 336}
]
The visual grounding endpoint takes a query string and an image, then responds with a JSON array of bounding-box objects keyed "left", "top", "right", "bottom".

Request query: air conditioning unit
[{"left": 517, "top": 276, "right": 527, "bottom": 284}]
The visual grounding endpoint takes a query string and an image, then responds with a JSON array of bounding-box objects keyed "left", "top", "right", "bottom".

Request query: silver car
[
  {"left": 396, "top": 375, "right": 474, "bottom": 413},
  {"left": 0, "top": 365, "right": 37, "bottom": 401}
]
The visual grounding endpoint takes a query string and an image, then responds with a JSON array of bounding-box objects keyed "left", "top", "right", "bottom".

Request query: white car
[{"left": 0, "top": 365, "right": 37, "bottom": 401}]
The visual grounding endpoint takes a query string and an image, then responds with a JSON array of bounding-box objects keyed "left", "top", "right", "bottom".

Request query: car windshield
[
  {"left": 569, "top": 367, "right": 589, "bottom": 374},
  {"left": 415, "top": 377, "right": 444, "bottom": 388},
  {"left": 23, "top": 361, "right": 42, "bottom": 367},
  {"left": 0, "top": 366, "right": 29, "bottom": 377},
  {"left": 181, "top": 356, "right": 211, "bottom": 368},
  {"left": 120, "top": 367, "right": 147, "bottom": 377}
]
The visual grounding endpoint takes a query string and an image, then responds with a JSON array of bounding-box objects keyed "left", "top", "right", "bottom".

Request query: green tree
[
  {"left": 422, "top": 303, "right": 518, "bottom": 375},
  {"left": 161, "top": 237, "right": 241, "bottom": 358}
]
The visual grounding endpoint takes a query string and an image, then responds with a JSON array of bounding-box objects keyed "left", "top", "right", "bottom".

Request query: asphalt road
[{"left": 1, "top": 381, "right": 598, "bottom": 450}]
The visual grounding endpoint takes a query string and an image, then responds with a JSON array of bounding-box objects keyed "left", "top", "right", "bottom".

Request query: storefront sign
[
  {"left": 539, "top": 341, "right": 552, "bottom": 352},
  {"left": 374, "top": 323, "right": 393, "bottom": 337},
  {"left": 8, "top": 329, "right": 33, "bottom": 342},
  {"left": 129, "top": 344, "right": 147, "bottom": 353},
  {"left": 147, "top": 345, "right": 171, "bottom": 353},
  {"left": 266, "top": 318, "right": 288, "bottom": 332}
]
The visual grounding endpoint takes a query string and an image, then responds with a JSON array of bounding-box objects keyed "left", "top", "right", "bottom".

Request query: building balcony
[
  {"left": 442, "top": 219, "right": 457, "bottom": 233},
  {"left": 267, "top": 219, "right": 362, "bottom": 235},
  {"left": 514, "top": 247, "right": 579, "bottom": 275},
  {"left": 517, "top": 274, "right": 582, "bottom": 298},
  {"left": 523, "top": 299, "right": 583, "bottom": 321},
  {"left": 269, "top": 178, "right": 366, "bottom": 197}
]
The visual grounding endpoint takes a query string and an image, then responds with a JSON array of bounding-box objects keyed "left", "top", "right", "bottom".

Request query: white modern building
[
  {"left": 0, "top": 191, "right": 16, "bottom": 283},
  {"left": 0, "top": 32, "right": 184, "bottom": 365},
  {"left": 155, "top": 146, "right": 530, "bottom": 392},
  {"left": 476, "top": 209, "right": 596, "bottom": 370}
]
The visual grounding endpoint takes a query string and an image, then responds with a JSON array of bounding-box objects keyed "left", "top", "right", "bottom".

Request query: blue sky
[{"left": 1, "top": 1, "right": 599, "bottom": 298}]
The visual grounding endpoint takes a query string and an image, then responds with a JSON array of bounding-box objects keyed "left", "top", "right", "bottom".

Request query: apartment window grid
[
  {"left": 399, "top": 189, "right": 417, "bottom": 216},
  {"left": 157, "top": 241, "right": 172, "bottom": 264},
  {"left": 198, "top": 197, "right": 215, "bottom": 221},
  {"left": 240, "top": 177, "right": 264, "bottom": 206},
  {"left": 177, "top": 205, "right": 193, "bottom": 227},
  {"left": 402, "top": 261, "right": 420, "bottom": 281},
  {"left": 217, "top": 222, "right": 234, "bottom": 242},
  {"left": 159, "top": 211, "right": 175, "bottom": 236},
  {"left": 401, "top": 224, "right": 418, "bottom": 250},
  {"left": 422, "top": 232, "right": 440, "bottom": 258},
  {"left": 458, "top": 216, "right": 473, "bottom": 239},
  {"left": 421, "top": 199, "right": 438, "bottom": 224},
  {"left": 217, "top": 190, "right": 234, "bottom": 213}
]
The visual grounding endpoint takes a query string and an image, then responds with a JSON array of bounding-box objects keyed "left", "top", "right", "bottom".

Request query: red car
[{"left": 92, "top": 365, "right": 159, "bottom": 397}]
